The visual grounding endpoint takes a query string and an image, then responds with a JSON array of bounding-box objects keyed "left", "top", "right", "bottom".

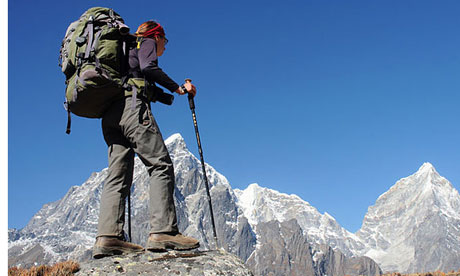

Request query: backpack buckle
[{"left": 75, "top": 37, "right": 86, "bottom": 46}]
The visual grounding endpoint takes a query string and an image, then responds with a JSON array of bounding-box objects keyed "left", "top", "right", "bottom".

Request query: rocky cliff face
[
  {"left": 246, "top": 219, "right": 381, "bottom": 276},
  {"left": 246, "top": 220, "right": 317, "bottom": 276},
  {"left": 10, "top": 134, "right": 460, "bottom": 274}
]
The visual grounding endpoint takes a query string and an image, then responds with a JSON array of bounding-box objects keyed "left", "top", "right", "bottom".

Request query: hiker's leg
[
  {"left": 123, "top": 98, "right": 178, "bottom": 234},
  {"left": 97, "top": 144, "right": 134, "bottom": 237},
  {"left": 97, "top": 101, "right": 135, "bottom": 238}
]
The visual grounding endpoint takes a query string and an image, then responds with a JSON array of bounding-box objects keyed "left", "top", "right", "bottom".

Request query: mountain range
[{"left": 8, "top": 133, "right": 460, "bottom": 275}]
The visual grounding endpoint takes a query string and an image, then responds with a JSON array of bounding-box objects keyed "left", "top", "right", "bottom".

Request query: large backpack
[{"left": 59, "top": 7, "right": 131, "bottom": 133}]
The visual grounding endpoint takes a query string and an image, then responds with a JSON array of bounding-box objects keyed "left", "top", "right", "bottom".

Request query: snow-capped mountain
[
  {"left": 8, "top": 134, "right": 459, "bottom": 274},
  {"left": 8, "top": 133, "right": 251, "bottom": 267},
  {"left": 234, "top": 184, "right": 381, "bottom": 275},
  {"left": 357, "top": 162, "right": 460, "bottom": 273}
]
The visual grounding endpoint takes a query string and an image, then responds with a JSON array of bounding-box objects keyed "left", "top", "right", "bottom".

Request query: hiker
[{"left": 92, "top": 20, "right": 200, "bottom": 258}]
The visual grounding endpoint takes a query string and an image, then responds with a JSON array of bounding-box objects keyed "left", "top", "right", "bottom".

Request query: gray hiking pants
[{"left": 97, "top": 97, "right": 178, "bottom": 238}]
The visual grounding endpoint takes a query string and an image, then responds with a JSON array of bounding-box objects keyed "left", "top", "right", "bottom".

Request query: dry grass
[
  {"left": 8, "top": 260, "right": 80, "bottom": 276},
  {"left": 382, "top": 270, "right": 460, "bottom": 276}
]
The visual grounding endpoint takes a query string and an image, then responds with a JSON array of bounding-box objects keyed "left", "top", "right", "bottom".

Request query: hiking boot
[
  {"left": 146, "top": 232, "right": 200, "bottom": 251},
  {"left": 92, "top": 236, "right": 144, "bottom": 259}
]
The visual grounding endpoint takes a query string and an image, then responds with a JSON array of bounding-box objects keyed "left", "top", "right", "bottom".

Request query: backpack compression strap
[
  {"left": 65, "top": 101, "right": 71, "bottom": 134},
  {"left": 84, "top": 16, "right": 94, "bottom": 60}
]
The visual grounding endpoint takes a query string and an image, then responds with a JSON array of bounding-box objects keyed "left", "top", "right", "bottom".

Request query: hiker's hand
[
  {"left": 184, "top": 82, "right": 197, "bottom": 97},
  {"left": 175, "top": 83, "right": 196, "bottom": 96},
  {"left": 175, "top": 87, "right": 186, "bottom": 95}
]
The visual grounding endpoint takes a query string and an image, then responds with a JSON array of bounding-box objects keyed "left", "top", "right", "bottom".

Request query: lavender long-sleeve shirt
[{"left": 128, "top": 38, "right": 179, "bottom": 92}]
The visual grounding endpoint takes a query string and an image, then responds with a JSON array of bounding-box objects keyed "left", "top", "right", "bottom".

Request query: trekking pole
[
  {"left": 185, "top": 79, "right": 219, "bottom": 249},
  {"left": 127, "top": 190, "right": 132, "bottom": 242}
]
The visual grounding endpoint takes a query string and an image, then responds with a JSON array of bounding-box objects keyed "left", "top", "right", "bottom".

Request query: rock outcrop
[{"left": 75, "top": 250, "right": 253, "bottom": 276}]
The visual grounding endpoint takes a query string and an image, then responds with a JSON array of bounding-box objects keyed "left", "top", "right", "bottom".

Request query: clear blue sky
[{"left": 8, "top": 0, "right": 460, "bottom": 233}]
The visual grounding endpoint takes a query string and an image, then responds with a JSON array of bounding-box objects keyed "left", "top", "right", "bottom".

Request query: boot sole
[
  {"left": 146, "top": 241, "right": 200, "bottom": 252},
  {"left": 93, "top": 245, "right": 144, "bottom": 259}
]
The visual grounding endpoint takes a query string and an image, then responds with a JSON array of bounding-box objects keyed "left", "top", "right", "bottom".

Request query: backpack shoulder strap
[{"left": 136, "top": 37, "right": 144, "bottom": 49}]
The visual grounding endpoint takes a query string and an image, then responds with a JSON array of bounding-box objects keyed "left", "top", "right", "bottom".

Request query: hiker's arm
[
  {"left": 138, "top": 39, "right": 179, "bottom": 92},
  {"left": 142, "top": 66, "right": 179, "bottom": 93}
]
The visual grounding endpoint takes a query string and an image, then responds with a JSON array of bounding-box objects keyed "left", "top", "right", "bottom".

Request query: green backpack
[{"left": 59, "top": 7, "right": 131, "bottom": 133}]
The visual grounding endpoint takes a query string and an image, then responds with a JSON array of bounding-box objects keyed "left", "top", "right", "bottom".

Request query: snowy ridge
[
  {"left": 234, "top": 183, "right": 364, "bottom": 257},
  {"left": 166, "top": 133, "right": 230, "bottom": 190},
  {"left": 234, "top": 183, "right": 314, "bottom": 226},
  {"left": 8, "top": 168, "right": 109, "bottom": 266}
]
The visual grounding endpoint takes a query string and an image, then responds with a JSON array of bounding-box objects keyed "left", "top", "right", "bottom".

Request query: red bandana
[{"left": 141, "top": 24, "right": 165, "bottom": 38}]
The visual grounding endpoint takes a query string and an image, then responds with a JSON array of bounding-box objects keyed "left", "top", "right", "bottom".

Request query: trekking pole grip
[{"left": 185, "top": 78, "right": 195, "bottom": 110}]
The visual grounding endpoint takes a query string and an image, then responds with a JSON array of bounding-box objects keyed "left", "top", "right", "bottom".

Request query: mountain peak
[
  {"left": 357, "top": 162, "right": 460, "bottom": 272},
  {"left": 378, "top": 162, "right": 444, "bottom": 201},
  {"left": 165, "top": 133, "right": 188, "bottom": 152},
  {"left": 372, "top": 162, "right": 458, "bottom": 213},
  {"left": 237, "top": 183, "right": 304, "bottom": 205},
  {"left": 165, "top": 133, "right": 185, "bottom": 145},
  {"left": 415, "top": 162, "right": 437, "bottom": 176},
  {"left": 245, "top": 183, "right": 263, "bottom": 193}
]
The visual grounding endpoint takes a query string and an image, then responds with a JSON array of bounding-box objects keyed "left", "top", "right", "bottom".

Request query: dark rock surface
[
  {"left": 75, "top": 250, "right": 254, "bottom": 276},
  {"left": 314, "top": 244, "right": 381, "bottom": 276},
  {"left": 247, "top": 220, "right": 382, "bottom": 276}
]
